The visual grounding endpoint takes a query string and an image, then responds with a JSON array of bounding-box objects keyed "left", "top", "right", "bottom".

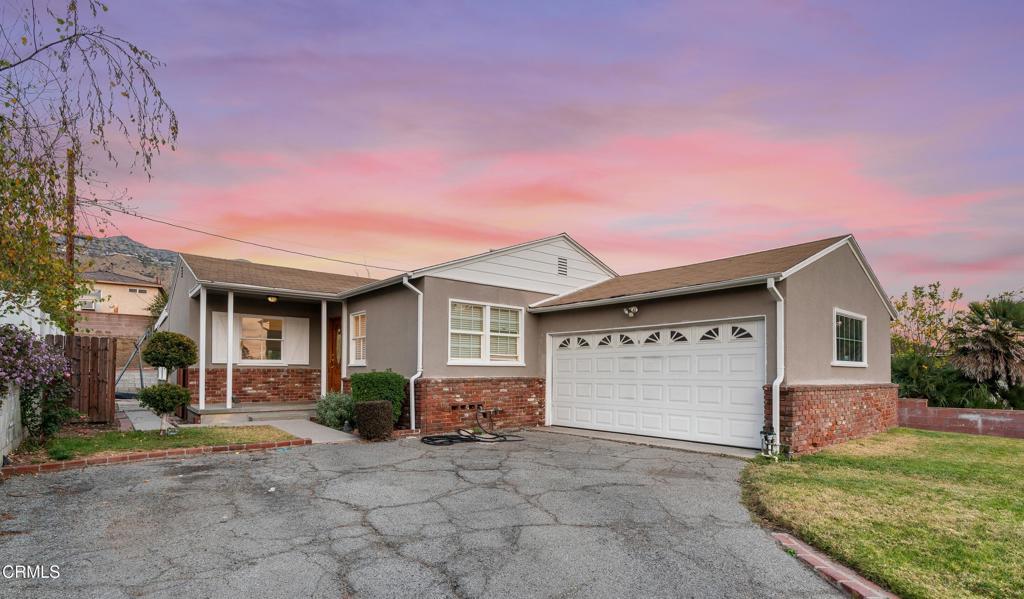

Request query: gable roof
[
  {"left": 81, "top": 271, "right": 162, "bottom": 286},
  {"left": 531, "top": 234, "right": 896, "bottom": 318},
  {"left": 180, "top": 253, "right": 376, "bottom": 297}
]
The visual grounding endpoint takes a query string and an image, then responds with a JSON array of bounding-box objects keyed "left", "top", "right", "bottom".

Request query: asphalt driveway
[{"left": 1, "top": 431, "right": 838, "bottom": 598}]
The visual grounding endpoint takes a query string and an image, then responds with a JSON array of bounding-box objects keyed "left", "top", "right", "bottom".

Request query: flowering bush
[{"left": 0, "top": 325, "right": 69, "bottom": 391}]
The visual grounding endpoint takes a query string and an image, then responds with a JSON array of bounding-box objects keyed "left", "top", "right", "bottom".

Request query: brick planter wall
[
  {"left": 898, "top": 398, "right": 1024, "bottom": 439},
  {"left": 186, "top": 367, "right": 321, "bottom": 404},
  {"left": 764, "top": 384, "right": 898, "bottom": 455},
  {"left": 414, "top": 377, "right": 545, "bottom": 434}
]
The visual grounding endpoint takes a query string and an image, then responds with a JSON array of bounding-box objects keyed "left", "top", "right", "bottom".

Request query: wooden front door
[{"left": 327, "top": 317, "right": 342, "bottom": 392}]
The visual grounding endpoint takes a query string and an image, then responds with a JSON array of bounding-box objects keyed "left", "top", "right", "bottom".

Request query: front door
[{"left": 327, "top": 317, "right": 342, "bottom": 392}]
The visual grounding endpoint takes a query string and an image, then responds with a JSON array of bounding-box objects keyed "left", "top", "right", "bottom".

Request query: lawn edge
[
  {"left": 0, "top": 438, "right": 312, "bottom": 479},
  {"left": 740, "top": 463, "right": 901, "bottom": 599}
]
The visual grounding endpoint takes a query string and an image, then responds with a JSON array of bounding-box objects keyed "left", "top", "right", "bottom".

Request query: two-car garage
[{"left": 548, "top": 319, "right": 766, "bottom": 449}]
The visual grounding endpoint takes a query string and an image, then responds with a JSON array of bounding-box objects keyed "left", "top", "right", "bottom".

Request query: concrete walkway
[
  {"left": 115, "top": 398, "right": 163, "bottom": 432},
  {"left": 537, "top": 426, "right": 760, "bottom": 459},
  {"left": 179, "top": 418, "right": 359, "bottom": 444}
]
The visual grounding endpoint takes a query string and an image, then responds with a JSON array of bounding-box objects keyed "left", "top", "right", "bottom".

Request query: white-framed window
[
  {"left": 349, "top": 311, "right": 367, "bottom": 366},
  {"left": 448, "top": 300, "right": 524, "bottom": 366},
  {"left": 239, "top": 316, "right": 284, "bottom": 363},
  {"left": 128, "top": 287, "right": 148, "bottom": 294},
  {"left": 833, "top": 308, "right": 867, "bottom": 367}
]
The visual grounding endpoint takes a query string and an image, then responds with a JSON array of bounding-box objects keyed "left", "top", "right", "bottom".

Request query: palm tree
[{"left": 950, "top": 297, "right": 1024, "bottom": 390}]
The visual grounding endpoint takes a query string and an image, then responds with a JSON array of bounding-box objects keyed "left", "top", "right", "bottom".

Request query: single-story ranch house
[{"left": 159, "top": 233, "right": 898, "bottom": 454}]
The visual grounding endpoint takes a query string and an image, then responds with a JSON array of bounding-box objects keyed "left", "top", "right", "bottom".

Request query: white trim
[
  {"left": 529, "top": 275, "right": 776, "bottom": 312},
  {"left": 320, "top": 300, "right": 327, "bottom": 397},
  {"left": 180, "top": 255, "right": 201, "bottom": 285},
  {"left": 341, "top": 300, "right": 348, "bottom": 379},
  {"left": 544, "top": 333, "right": 554, "bottom": 426},
  {"left": 418, "top": 233, "right": 618, "bottom": 280},
  {"left": 446, "top": 298, "right": 526, "bottom": 366},
  {"left": 235, "top": 313, "right": 287, "bottom": 365},
  {"left": 226, "top": 291, "right": 234, "bottom": 409},
  {"left": 780, "top": 237, "right": 850, "bottom": 280},
  {"left": 349, "top": 311, "right": 367, "bottom": 366},
  {"left": 766, "top": 278, "right": 784, "bottom": 456},
  {"left": 198, "top": 287, "right": 207, "bottom": 410},
  {"left": 832, "top": 307, "right": 868, "bottom": 367},
  {"left": 544, "top": 314, "right": 768, "bottom": 337},
  {"left": 402, "top": 276, "right": 423, "bottom": 431}
]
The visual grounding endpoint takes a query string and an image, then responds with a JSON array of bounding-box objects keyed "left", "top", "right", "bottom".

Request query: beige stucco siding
[
  {"left": 422, "top": 277, "right": 551, "bottom": 378},
  {"left": 783, "top": 244, "right": 892, "bottom": 384},
  {"left": 346, "top": 282, "right": 418, "bottom": 377},
  {"left": 536, "top": 286, "right": 779, "bottom": 381},
  {"left": 84, "top": 281, "right": 162, "bottom": 315}
]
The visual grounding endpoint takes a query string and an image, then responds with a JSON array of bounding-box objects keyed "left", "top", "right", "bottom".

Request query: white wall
[
  {"left": 0, "top": 294, "right": 61, "bottom": 336},
  {"left": 1, "top": 384, "right": 24, "bottom": 458}
]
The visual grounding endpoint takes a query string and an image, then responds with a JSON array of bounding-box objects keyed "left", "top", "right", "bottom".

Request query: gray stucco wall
[
  {"left": 163, "top": 258, "right": 198, "bottom": 339},
  {"left": 345, "top": 282, "right": 418, "bottom": 377},
  {"left": 783, "top": 244, "right": 892, "bottom": 384},
  {"left": 422, "top": 277, "right": 551, "bottom": 378},
  {"left": 536, "top": 286, "right": 779, "bottom": 382}
]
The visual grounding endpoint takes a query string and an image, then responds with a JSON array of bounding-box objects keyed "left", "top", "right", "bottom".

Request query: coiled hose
[{"left": 420, "top": 408, "right": 525, "bottom": 446}]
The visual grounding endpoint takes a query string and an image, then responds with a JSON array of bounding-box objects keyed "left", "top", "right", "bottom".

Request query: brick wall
[
  {"left": 186, "top": 367, "right": 321, "bottom": 404},
  {"left": 75, "top": 311, "right": 151, "bottom": 338},
  {"left": 899, "top": 398, "right": 1024, "bottom": 439},
  {"left": 413, "top": 377, "right": 546, "bottom": 434},
  {"left": 764, "top": 384, "right": 898, "bottom": 455}
]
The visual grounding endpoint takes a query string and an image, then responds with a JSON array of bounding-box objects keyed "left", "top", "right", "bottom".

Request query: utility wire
[{"left": 79, "top": 200, "right": 411, "bottom": 273}]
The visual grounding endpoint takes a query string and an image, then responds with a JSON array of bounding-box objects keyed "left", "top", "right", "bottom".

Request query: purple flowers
[{"left": 0, "top": 325, "right": 69, "bottom": 391}]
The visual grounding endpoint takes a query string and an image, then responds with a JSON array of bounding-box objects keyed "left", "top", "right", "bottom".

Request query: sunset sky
[{"left": 95, "top": 1, "right": 1022, "bottom": 299}]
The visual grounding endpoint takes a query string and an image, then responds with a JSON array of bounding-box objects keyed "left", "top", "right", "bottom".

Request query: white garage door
[{"left": 550, "top": 320, "right": 766, "bottom": 448}]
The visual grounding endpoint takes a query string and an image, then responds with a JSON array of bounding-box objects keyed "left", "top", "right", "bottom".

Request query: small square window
[{"left": 833, "top": 309, "right": 866, "bottom": 366}]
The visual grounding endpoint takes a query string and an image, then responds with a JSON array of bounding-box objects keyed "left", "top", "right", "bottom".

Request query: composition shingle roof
[
  {"left": 180, "top": 254, "right": 377, "bottom": 295},
  {"left": 534, "top": 235, "right": 850, "bottom": 309},
  {"left": 81, "top": 271, "right": 161, "bottom": 286}
]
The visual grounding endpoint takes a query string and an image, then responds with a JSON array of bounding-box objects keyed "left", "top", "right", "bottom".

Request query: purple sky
[{"left": 95, "top": 1, "right": 1022, "bottom": 299}]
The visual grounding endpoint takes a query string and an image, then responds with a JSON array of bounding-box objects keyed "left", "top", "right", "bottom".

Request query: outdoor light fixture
[
  {"left": 623, "top": 306, "right": 638, "bottom": 318},
  {"left": 267, "top": 295, "right": 278, "bottom": 303}
]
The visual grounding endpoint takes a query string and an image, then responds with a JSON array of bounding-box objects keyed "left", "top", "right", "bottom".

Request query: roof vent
[{"left": 557, "top": 256, "right": 568, "bottom": 276}]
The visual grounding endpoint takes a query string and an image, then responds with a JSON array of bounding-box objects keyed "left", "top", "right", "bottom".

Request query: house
[
  {"left": 160, "top": 233, "right": 897, "bottom": 454},
  {"left": 76, "top": 272, "right": 165, "bottom": 374}
]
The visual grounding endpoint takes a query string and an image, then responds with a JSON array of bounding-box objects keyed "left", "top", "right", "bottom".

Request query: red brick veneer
[
  {"left": 764, "top": 384, "right": 898, "bottom": 455},
  {"left": 186, "top": 367, "right": 321, "bottom": 404},
  {"left": 414, "top": 377, "right": 545, "bottom": 434},
  {"left": 898, "top": 398, "right": 1024, "bottom": 439}
]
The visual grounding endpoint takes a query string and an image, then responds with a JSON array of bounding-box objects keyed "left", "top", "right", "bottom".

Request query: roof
[
  {"left": 180, "top": 254, "right": 377, "bottom": 296},
  {"left": 81, "top": 271, "right": 161, "bottom": 286},
  {"left": 532, "top": 235, "right": 851, "bottom": 310}
]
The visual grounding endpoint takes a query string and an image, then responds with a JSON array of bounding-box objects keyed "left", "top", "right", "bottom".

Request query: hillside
[{"left": 59, "top": 236, "right": 179, "bottom": 287}]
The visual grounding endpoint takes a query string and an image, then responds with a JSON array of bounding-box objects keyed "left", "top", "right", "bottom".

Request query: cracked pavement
[{"left": 1, "top": 431, "right": 839, "bottom": 598}]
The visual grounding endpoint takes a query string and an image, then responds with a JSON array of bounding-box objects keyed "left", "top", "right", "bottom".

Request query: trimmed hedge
[
  {"left": 350, "top": 371, "right": 407, "bottom": 424},
  {"left": 139, "top": 383, "right": 192, "bottom": 416},
  {"left": 354, "top": 400, "right": 393, "bottom": 441}
]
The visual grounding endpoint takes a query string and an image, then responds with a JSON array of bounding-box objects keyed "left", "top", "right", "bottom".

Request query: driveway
[{"left": 1, "top": 431, "right": 838, "bottom": 598}]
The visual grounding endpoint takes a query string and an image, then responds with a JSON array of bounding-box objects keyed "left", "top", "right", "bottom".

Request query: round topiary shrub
[
  {"left": 138, "top": 383, "right": 191, "bottom": 434},
  {"left": 142, "top": 331, "right": 198, "bottom": 371},
  {"left": 354, "top": 400, "right": 393, "bottom": 441}
]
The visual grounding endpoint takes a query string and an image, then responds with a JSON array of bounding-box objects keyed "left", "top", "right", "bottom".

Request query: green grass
[
  {"left": 35, "top": 426, "right": 295, "bottom": 461},
  {"left": 743, "top": 428, "right": 1024, "bottom": 598}
]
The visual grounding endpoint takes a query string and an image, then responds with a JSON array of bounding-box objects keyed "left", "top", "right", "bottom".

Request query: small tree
[
  {"left": 890, "top": 282, "right": 964, "bottom": 357},
  {"left": 139, "top": 331, "right": 197, "bottom": 433}
]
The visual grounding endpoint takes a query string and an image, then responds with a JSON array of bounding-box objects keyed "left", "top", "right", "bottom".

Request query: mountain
[{"left": 58, "top": 236, "right": 179, "bottom": 287}]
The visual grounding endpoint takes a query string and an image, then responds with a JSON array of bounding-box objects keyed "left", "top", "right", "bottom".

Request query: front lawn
[
  {"left": 743, "top": 428, "right": 1024, "bottom": 598},
  {"left": 15, "top": 425, "right": 295, "bottom": 462}
]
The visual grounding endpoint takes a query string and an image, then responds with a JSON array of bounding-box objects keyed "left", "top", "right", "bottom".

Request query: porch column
[
  {"left": 226, "top": 290, "right": 234, "bottom": 409},
  {"left": 198, "top": 287, "right": 207, "bottom": 410},
  {"left": 320, "top": 300, "right": 327, "bottom": 397}
]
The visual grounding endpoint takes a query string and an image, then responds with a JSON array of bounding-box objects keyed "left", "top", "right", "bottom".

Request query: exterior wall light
[
  {"left": 267, "top": 296, "right": 278, "bottom": 303},
  {"left": 623, "top": 306, "right": 638, "bottom": 318}
]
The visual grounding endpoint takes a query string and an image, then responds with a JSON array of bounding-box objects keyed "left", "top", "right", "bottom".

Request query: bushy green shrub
[
  {"left": 139, "top": 384, "right": 192, "bottom": 418},
  {"left": 316, "top": 392, "right": 355, "bottom": 430},
  {"left": 354, "top": 400, "right": 393, "bottom": 440},
  {"left": 351, "top": 371, "right": 407, "bottom": 423},
  {"left": 892, "top": 352, "right": 995, "bottom": 408},
  {"left": 142, "top": 331, "right": 198, "bottom": 370},
  {"left": 20, "top": 377, "right": 78, "bottom": 442}
]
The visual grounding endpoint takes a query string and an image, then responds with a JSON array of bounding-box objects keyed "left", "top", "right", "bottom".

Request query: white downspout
[
  {"left": 767, "top": 278, "right": 784, "bottom": 456},
  {"left": 401, "top": 276, "right": 423, "bottom": 431}
]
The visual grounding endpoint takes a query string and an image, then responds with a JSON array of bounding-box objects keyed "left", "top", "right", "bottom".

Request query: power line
[{"left": 79, "top": 200, "right": 411, "bottom": 273}]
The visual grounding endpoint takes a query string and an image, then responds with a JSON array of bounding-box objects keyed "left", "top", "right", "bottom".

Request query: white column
[
  {"left": 320, "top": 300, "right": 328, "bottom": 397},
  {"left": 226, "top": 290, "right": 234, "bottom": 410},
  {"left": 198, "top": 287, "right": 207, "bottom": 410}
]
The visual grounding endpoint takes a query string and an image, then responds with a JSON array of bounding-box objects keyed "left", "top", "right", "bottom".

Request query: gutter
[
  {"left": 401, "top": 276, "right": 423, "bottom": 431},
  {"left": 189, "top": 281, "right": 341, "bottom": 301},
  {"left": 766, "top": 278, "right": 784, "bottom": 456}
]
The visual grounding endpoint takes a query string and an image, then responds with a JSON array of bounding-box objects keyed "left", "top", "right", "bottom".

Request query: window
[
  {"left": 731, "top": 326, "right": 753, "bottom": 340},
  {"left": 557, "top": 338, "right": 572, "bottom": 350},
  {"left": 448, "top": 301, "right": 524, "bottom": 365},
  {"left": 240, "top": 316, "right": 284, "bottom": 362},
  {"left": 349, "top": 312, "right": 366, "bottom": 366},
  {"left": 128, "top": 288, "right": 148, "bottom": 294},
  {"left": 643, "top": 332, "right": 661, "bottom": 345},
  {"left": 79, "top": 289, "right": 101, "bottom": 311},
  {"left": 699, "top": 327, "right": 720, "bottom": 342},
  {"left": 598, "top": 335, "right": 613, "bottom": 346},
  {"left": 833, "top": 309, "right": 866, "bottom": 366},
  {"left": 619, "top": 334, "right": 634, "bottom": 345},
  {"left": 669, "top": 330, "right": 688, "bottom": 343},
  {"left": 576, "top": 337, "right": 590, "bottom": 348}
]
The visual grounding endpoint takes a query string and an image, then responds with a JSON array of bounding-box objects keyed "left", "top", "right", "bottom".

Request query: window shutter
[
  {"left": 284, "top": 317, "right": 309, "bottom": 365},
  {"left": 212, "top": 311, "right": 227, "bottom": 363}
]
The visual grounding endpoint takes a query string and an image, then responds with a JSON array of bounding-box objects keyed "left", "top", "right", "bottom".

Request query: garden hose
[{"left": 420, "top": 408, "right": 525, "bottom": 446}]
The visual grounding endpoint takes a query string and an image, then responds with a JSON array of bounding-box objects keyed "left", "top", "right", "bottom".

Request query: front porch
[{"left": 185, "top": 401, "right": 318, "bottom": 425}]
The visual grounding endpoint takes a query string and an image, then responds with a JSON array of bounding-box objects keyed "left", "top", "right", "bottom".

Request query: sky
[{"left": 86, "top": 0, "right": 1022, "bottom": 299}]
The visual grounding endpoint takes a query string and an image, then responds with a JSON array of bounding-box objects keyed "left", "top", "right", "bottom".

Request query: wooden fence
[{"left": 46, "top": 335, "right": 117, "bottom": 424}]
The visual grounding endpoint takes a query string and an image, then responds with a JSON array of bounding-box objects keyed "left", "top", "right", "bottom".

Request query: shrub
[
  {"left": 20, "top": 376, "right": 78, "bottom": 442},
  {"left": 142, "top": 331, "right": 198, "bottom": 371},
  {"left": 892, "top": 352, "right": 995, "bottom": 408},
  {"left": 351, "top": 371, "right": 407, "bottom": 423},
  {"left": 354, "top": 400, "right": 393, "bottom": 441},
  {"left": 317, "top": 391, "right": 355, "bottom": 430},
  {"left": 0, "top": 324, "right": 69, "bottom": 392},
  {"left": 139, "top": 383, "right": 191, "bottom": 434}
]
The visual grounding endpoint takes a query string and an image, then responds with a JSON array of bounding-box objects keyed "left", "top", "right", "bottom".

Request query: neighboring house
[
  {"left": 76, "top": 272, "right": 165, "bottom": 374},
  {"left": 161, "top": 233, "right": 897, "bottom": 454}
]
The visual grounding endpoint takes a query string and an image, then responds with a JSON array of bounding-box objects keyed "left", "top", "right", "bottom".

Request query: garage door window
[
  {"left": 833, "top": 308, "right": 867, "bottom": 367},
  {"left": 449, "top": 300, "right": 524, "bottom": 365}
]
